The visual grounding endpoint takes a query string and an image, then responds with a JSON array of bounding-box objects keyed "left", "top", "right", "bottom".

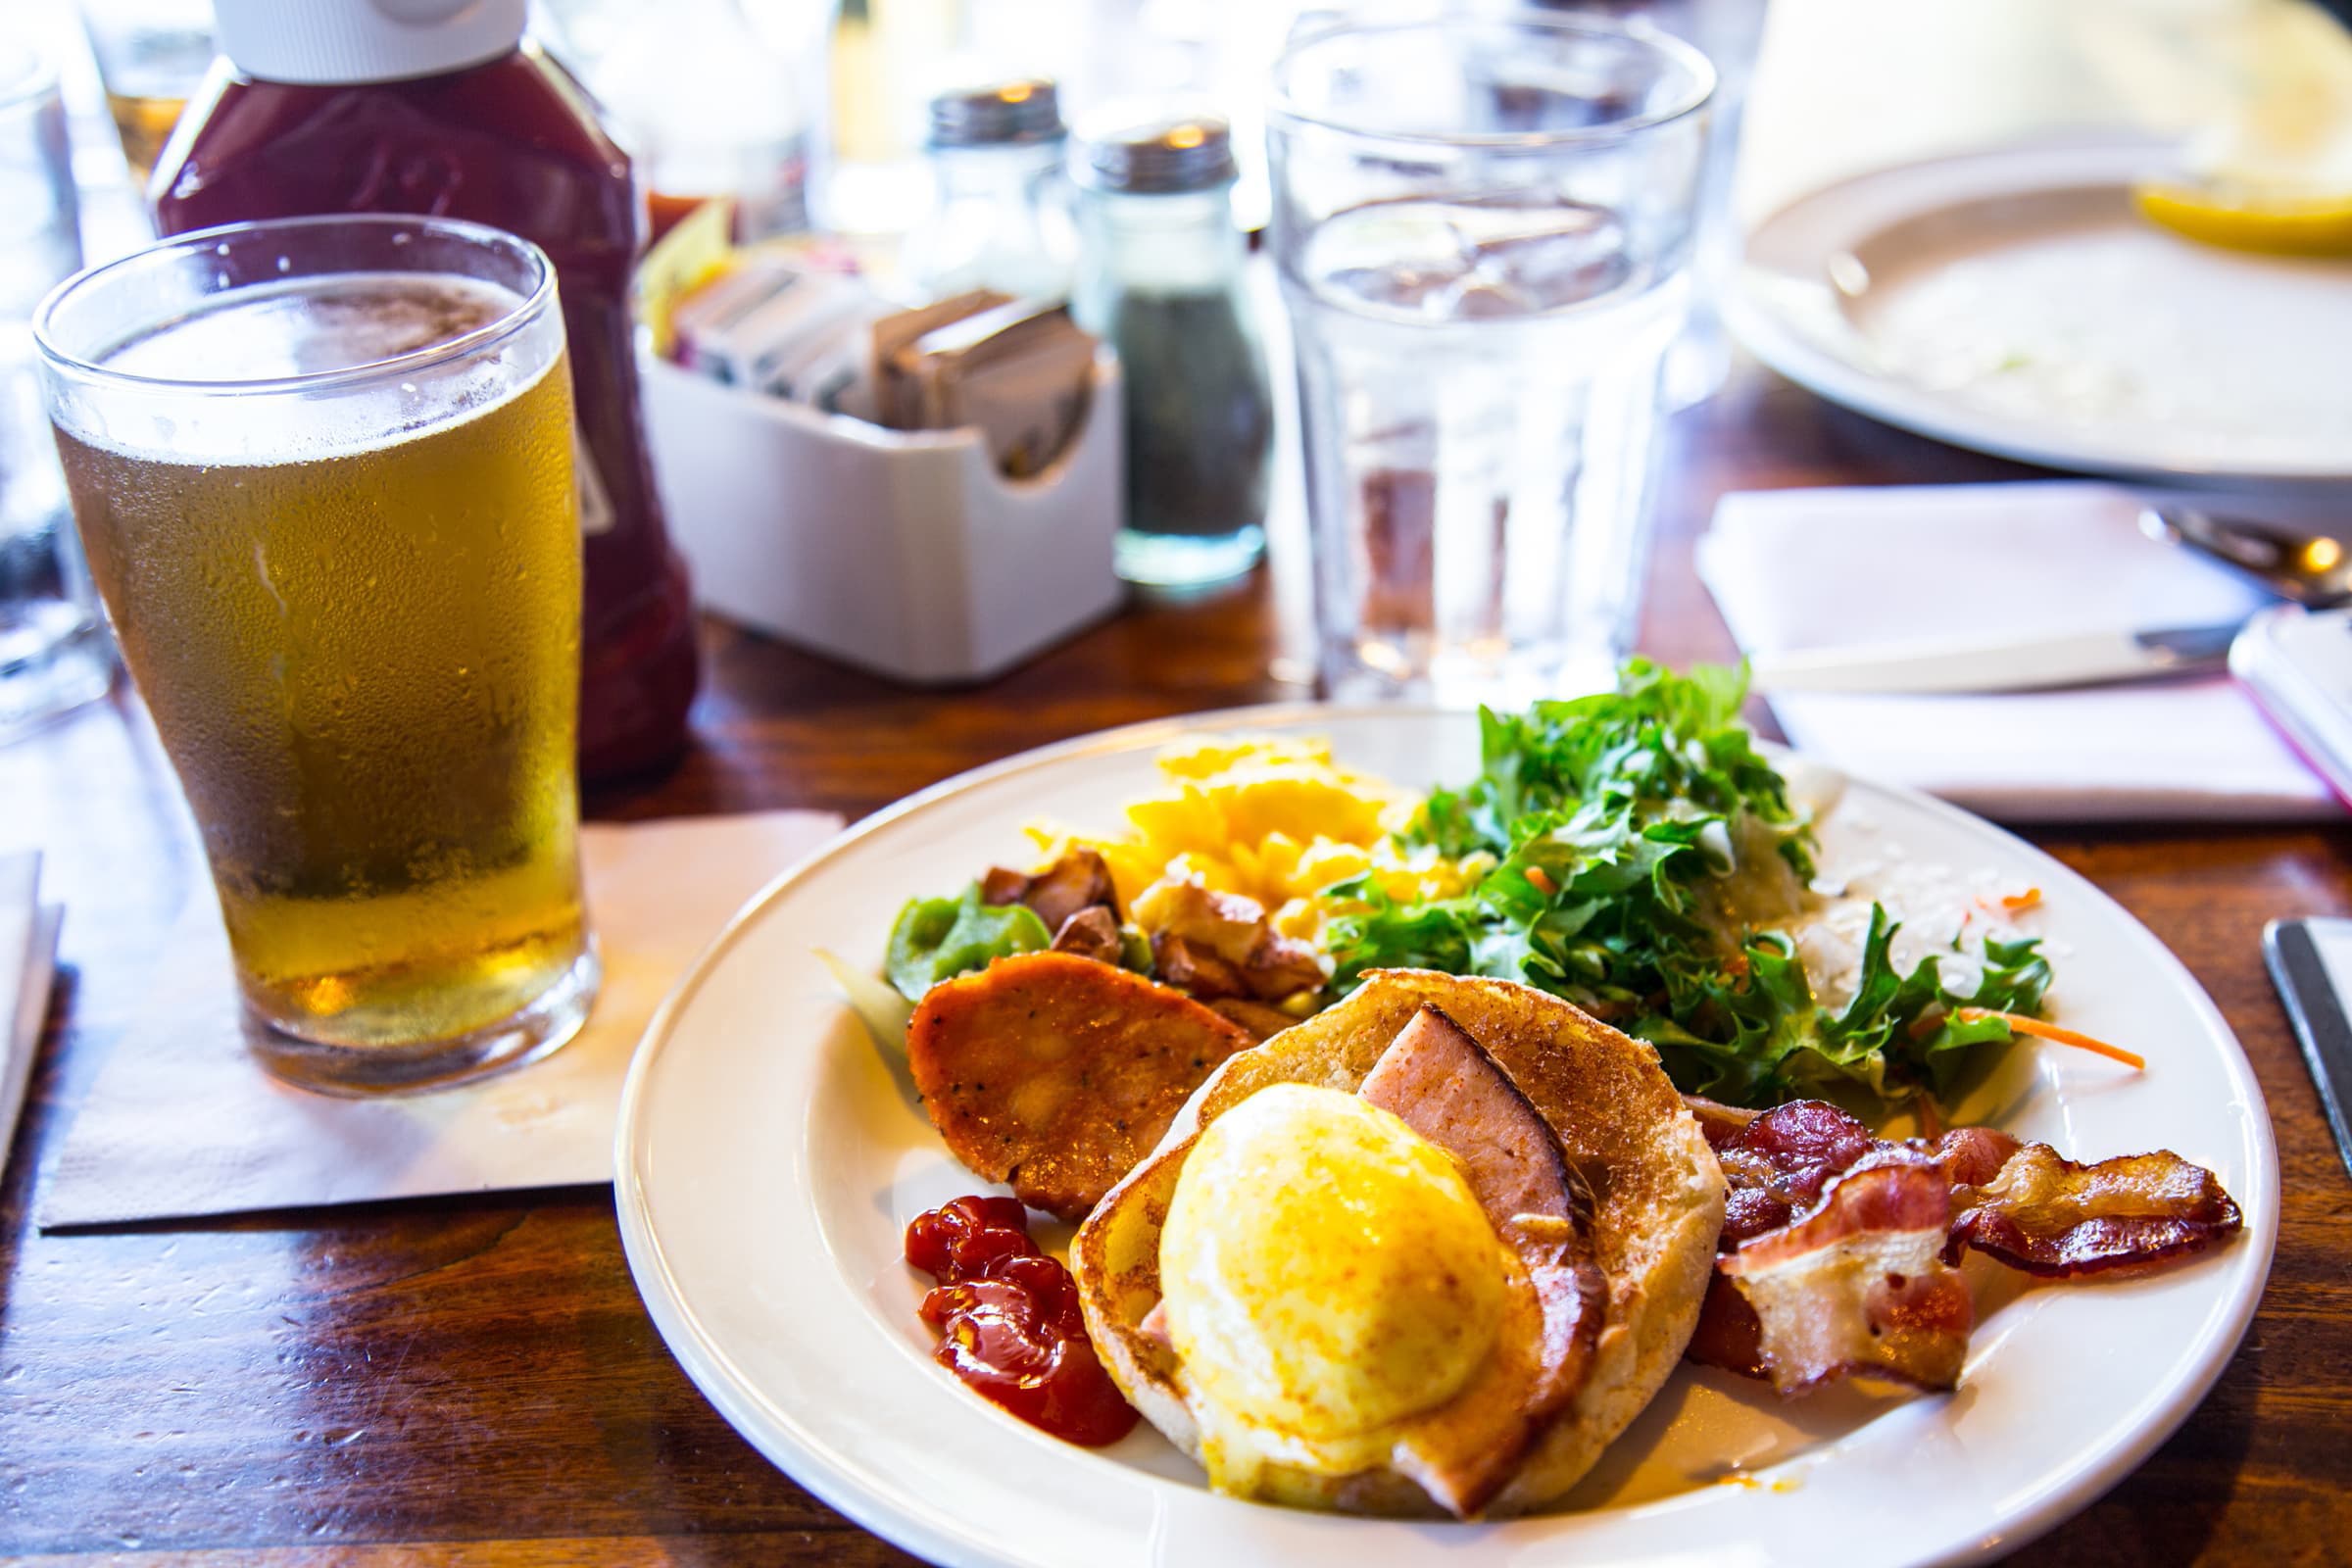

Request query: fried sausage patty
[{"left": 906, "top": 952, "right": 1254, "bottom": 1221}]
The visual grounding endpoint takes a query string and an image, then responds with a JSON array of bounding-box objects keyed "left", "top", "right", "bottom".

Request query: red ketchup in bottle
[
  {"left": 904, "top": 1196, "right": 1138, "bottom": 1446},
  {"left": 152, "top": 0, "right": 700, "bottom": 782}
]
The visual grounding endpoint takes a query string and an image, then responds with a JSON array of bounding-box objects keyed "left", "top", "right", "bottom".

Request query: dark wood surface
[{"left": 4, "top": 364, "right": 2348, "bottom": 1565}]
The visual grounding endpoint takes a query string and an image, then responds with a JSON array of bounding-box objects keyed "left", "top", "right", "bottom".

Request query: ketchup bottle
[{"left": 153, "top": 0, "right": 701, "bottom": 783}]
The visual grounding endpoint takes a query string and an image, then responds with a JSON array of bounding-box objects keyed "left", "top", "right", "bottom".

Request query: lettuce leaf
[
  {"left": 1323, "top": 660, "right": 2055, "bottom": 1109},
  {"left": 883, "top": 883, "right": 1053, "bottom": 1002},
  {"left": 816, "top": 947, "right": 917, "bottom": 1057}
]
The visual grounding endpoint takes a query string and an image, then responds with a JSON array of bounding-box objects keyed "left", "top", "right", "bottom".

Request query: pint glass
[{"left": 35, "top": 215, "right": 599, "bottom": 1094}]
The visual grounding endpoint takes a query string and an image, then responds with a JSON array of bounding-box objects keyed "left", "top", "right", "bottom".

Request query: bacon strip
[
  {"left": 1950, "top": 1142, "right": 2242, "bottom": 1276},
  {"left": 1709, "top": 1099, "right": 1884, "bottom": 1246},
  {"left": 1686, "top": 1099, "right": 2241, "bottom": 1395},
  {"left": 1717, "top": 1154, "right": 1972, "bottom": 1394}
]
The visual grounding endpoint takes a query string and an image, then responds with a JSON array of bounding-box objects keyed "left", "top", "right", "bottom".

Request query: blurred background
[
  {"left": 8, "top": 0, "right": 2350, "bottom": 716},
  {"left": 22, "top": 0, "right": 2352, "bottom": 272}
]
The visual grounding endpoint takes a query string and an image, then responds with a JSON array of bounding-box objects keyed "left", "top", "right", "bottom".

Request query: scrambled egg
[{"left": 1026, "top": 737, "right": 1484, "bottom": 947}]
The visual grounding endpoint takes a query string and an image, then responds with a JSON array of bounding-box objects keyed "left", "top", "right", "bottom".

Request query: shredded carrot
[
  {"left": 2002, "top": 887, "right": 2043, "bottom": 912},
  {"left": 1955, "top": 1007, "right": 2145, "bottom": 1070},
  {"left": 1524, "top": 865, "right": 1559, "bottom": 897}
]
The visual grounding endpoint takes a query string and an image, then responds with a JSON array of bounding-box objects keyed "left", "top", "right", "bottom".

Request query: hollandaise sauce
[{"left": 906, "top": 1197, "right": 1139, "bottom": 1446}]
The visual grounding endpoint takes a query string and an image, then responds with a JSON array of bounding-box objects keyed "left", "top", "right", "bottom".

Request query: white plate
[
  {"left": 1731, "top": 137, "right": 2352, "bottom": 482},
  {"left": 614, "top": 706, "right": 2278, "bottom": 1568}
]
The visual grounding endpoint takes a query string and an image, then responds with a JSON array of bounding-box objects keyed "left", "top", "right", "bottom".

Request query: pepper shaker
[{"left": 1070, "top": 110, "right": 1271, "bottom": 590}]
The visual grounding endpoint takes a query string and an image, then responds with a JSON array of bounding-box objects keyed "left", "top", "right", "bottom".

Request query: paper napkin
[
  {"left": 39, "top": 809, "right": 843, "bottom": 1228},
  {"left": 1698, "top": 482, "right": 2337, "bottom": 823},
  {"left": 0, "top": 852, "right": 61, "bottom": 1183}
]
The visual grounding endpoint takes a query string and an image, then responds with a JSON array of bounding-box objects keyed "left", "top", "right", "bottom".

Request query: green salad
[{"left": 1323, "top": 660, "right": 2053, "bottom": 1107}]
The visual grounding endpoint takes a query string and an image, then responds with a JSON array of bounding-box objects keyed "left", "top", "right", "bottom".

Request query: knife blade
[
  {"left": 1748, "top": 620, "right": 2241, "bottom": 697},
  {"left": 2265, "top": 918, "right": 2352, "bottom": 1181}
]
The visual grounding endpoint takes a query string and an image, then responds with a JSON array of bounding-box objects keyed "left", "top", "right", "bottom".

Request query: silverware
[
  {"left": 1749, "top": 621, "right": 2240, "bottom": 696},
  {"left": 1753, "top": 506, "right": 2351, "bottom": 697},
  {"left": 2265, "top": 918, "right": 2352, "bottom": 1182},
  {"left": 2141, "top": 505, "right": 2352, "bottom": 609},
  {"left": 1747, "top": 505, "right": 2348, "bottom": 698}
]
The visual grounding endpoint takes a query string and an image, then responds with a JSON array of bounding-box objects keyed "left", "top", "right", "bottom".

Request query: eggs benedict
[{"left": 1072, "top": 969, "right": 1726, "bottom": 1518}]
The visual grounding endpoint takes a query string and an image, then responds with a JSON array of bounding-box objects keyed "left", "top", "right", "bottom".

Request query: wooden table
[{"left": 4, "top": 363, "right": 2347, "bottom": 1565}]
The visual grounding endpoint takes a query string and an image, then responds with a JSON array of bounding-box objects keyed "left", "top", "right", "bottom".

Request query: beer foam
[
  {"left": 62, "top": 272, "right": 563, "bottom": 466},
  {"left": 103, "top": 273, "right": 522, "bottom": 382}
]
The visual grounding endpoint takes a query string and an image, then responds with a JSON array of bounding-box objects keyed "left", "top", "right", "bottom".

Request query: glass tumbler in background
[
  {"left": 1268, "top": 16, "right": 1714, "bottom": 706},
  {"left": 1492, "top": 0, "right": 1769, "bottom": 408},
  {"left": 35, "top": 215, "right": 601, "bottom": 1095},
  {"left": 76, "top": 0, "right": 219, "bottom": 185},
  {"left": 0, "top": 43, "right": 112, "bottom": 744}
]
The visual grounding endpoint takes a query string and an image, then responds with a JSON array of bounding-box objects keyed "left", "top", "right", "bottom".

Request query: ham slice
[
  {"left": 1363, "top": 1004, "right": 1594, "bottom": 1234},
  {"left": 1359, "top": 1004, "right": 1606, "bottom": 1518}
]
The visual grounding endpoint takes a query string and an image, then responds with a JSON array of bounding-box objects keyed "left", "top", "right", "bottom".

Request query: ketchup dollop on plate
[{"left": 905, "top": 1196, "right": 1139, "bottom": 1447}]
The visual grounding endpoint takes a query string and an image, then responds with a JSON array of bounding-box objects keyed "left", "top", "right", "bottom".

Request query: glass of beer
[{"left": 34, "top": 215, "right": 600, "bottom": 1095}]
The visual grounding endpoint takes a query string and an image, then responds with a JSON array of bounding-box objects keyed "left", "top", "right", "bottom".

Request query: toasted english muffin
[{"left": 1071, "top": 968, "right": 1726, "bottom": 1519}]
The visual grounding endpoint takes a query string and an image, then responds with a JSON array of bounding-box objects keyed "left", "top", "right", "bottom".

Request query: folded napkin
[
  {"left": 1698, "top": 482, "right": 2337, "bottom": 823},
  {"left": 0, "top": 853, "right": 61, "bottom": 1184},
  {"left": 38, "top": 809, "right": 843, "bottom": 1228}
]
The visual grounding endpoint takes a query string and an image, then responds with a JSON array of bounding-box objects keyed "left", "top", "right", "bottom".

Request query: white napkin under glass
[{"left": 39, "top": 809, "right": 842, "bottom": 1228}]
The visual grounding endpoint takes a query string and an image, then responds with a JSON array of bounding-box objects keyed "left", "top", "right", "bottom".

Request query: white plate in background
[
  {"left": 614, "top": 705, "right": 2278, "bottom": 1568},
  {"left": 1732, "top": 137, "right": 2352, "bottom": 482}
]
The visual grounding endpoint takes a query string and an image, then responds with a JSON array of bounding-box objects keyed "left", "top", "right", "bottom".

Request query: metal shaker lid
[
  {"left": 927, "top": 78, "right": 1065, "bottom": 148},
  {"left": 1070, "top": 109, "right": 1237, "bottom": 194}
]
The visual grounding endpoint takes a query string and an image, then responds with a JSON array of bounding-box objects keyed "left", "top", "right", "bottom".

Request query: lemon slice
[{"left": 2134, "top": 181, "right": 2352, "bottom": 257}]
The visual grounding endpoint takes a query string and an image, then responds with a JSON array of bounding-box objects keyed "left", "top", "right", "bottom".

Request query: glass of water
[
  {"left": 0, "top": 43, "right": 111, "bottom": 743},
  {"left": 1269, "top": 16, "right": 1713, "bottom": 705}
]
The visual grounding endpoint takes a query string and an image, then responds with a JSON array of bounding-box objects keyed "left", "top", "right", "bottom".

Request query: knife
[
  {"left": 2265, "top": 918, "right": 2352, "bottom": 1182},
  {"left": 1748, "top": 620, "right": 2242, "bottom": 697}
]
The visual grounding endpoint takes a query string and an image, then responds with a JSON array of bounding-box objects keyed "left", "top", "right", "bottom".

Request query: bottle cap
[
  {"left": 212, "top": 0, "right": 526, "bottom": 85},
  {"left": 927, "top": 78, "right": 1064, "bottom": 149},
  {"left": 1070, "top": 109, "right": 1237, "bottom": 194}
]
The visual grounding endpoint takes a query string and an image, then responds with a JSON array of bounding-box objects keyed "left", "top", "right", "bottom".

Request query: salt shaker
[
  {"left": 1070, "top": 111, "right": 1271, "bottom": 589},
  {"left": 907, "top": 78, "right": 1077, "bottom": 302}
]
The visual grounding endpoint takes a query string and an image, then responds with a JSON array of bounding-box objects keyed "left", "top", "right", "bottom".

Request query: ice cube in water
[{"left": 1304, "top": 198, "right": 1635, "bottom": 322}]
